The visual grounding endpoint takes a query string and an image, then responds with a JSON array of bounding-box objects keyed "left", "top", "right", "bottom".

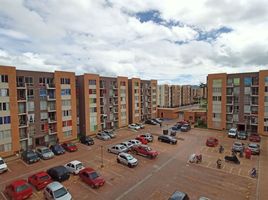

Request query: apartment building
[
  {"left": 77, "top": 74, "right": 129, "bottom": 136},
  {"left": 207, "top": 70, "right": 268, "bottom": 136},
  {"left": 0, "top": 66, "right": 77, "bottom": 157},
  {"left": 140, "top": 80, "right": 158, "bottom": 121},
  {"left": 157, "top": 84, "right": 170, "bottom": 107},
  {"left": 181, "top": 85, "right": 192, "bottom": 106},
  {"left": 170, "top": 85, "right": 181, "bottom": 107},
  {"left": 128, "top": 78, "right": 141, "bottom": 123}
]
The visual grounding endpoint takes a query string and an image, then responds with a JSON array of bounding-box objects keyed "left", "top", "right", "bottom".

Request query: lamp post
[{"left": 100, "top": 145, "right": 104, "bottom": 168}]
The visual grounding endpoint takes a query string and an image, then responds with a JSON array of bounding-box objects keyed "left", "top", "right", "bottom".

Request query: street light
[{"left": 100, "top": 145, "right": 104, "bottom": 168}]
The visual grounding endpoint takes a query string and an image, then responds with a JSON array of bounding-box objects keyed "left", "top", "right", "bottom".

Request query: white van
[{"left": 228, "top": 128, "right": 238, "bottom": 138}]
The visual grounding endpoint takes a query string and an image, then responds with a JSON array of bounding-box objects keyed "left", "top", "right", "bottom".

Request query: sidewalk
[{"left": 258, "top": 136, "right": 268, "bottom": 200}]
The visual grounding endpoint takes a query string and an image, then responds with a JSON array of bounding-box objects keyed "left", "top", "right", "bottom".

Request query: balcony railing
[
  {"left": 46, "top": 83, "right": 55, "bottom": 89},
  {"left": 17, "top": 82, "right": 26, "bottom": 88},
  {"left": 47, "top": 95, "right": 56, "bottom": 101},
  {"left": 48, "top": 118, "right": 57, "bottom": 123}
]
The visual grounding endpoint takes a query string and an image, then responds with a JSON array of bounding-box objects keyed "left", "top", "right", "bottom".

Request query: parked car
[
  {"left": 145, "top": 119, "right": 158, "bottom": 125},
  {"left": 228, "top": 128, "right": 238, "bottom": 138},
  {"left": 117, "top": 153, "right": 138, "bottom": 168},
  {"left": 44, "top": 181, "right": 72, "bottom": 200},
  {"left": 206, "top": 137, "right": 219, "bottom": 147},
  {"left": 169, "top": 191, "right": 189, "bottom": 200},
  {"left": 232, "top": 141, "right": 244, "bottom": 152},
  {"left": 28, "top": 171, "right": 52, "bottom": 190},
  {"left": 108, "top": 144, "right": 128, "bottom": 154},
  {"left": 65, "top": 160, "right": 85, "bottom": 175},
  {"left": 154, "top": 118, "right": 163, "bottom": 123},
  {"left": 139, "top": 133, "right": 153, "bottom": 142},
  {"left": 249, "top": 134, "right": 261, "bottom": 142},
  {"left": 36, "top": 146, "right": 54, "bottom": 160},
  {"left": 136, "top": 123, "right": 145, "bottom": 129},
  {"left": 158, "top": 135, "right": 177, "bottom": 144},
  {"left": 104, "top": 130, "right": 116, "bottom": 138},
  {"left": 50, "top": 144, "right": 65, "bottom": 155},
  {"left": 128, "top": 139, "right": 142, "bottom": 146},
  {"left": 135, "top": 136, "right": 148, "bottom": 145},
  {"left": 80, "top": 135, "right": 94, "bottom": 145},
  {"left": 151, "top": 119, "right": 161, "bottom": 124},
  {"left": 237, "top": 131, "right": 248, "bottom": 140},
  {"left": 96, "top": 132, "right": 111, "bottom": 140},
  {"left": 180, "top": 124, "right": 191, "bottom": 132},
  {"left": 61, "top": 142, "right": 78, "bottom": 152},
  {"left": 79, "top": 167, "right": 105, "bottom": 188},
  {"left": 120, "top": 141, "right": 134, "bottom": 150},
  {"left": 131, "top": 145, "right": 159, "bottom": 159},
  {"left": 47, "top": 166, "right": 70, "bottom": 182},
  {"left": 171, "top": 125, "right": 180, "bottom": 131},
  {"left": 4, "top": 180, "right": 33, "bottom": 200},
  {"left": 0, "top": 157, "right": 8, "bottom": 174},
  {"left": 128, "top": 123, "right": 140, "bottom": 130},
  {"left": 247, "top": 143, "right": 260, "bottom": 155},
  {"left": 21, "top": 150, "right": 40, "bottom": 164}
]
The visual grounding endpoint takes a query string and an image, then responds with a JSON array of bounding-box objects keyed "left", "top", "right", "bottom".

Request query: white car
[
  {"left": 0, "top": 157, "right": 8, "bottom": 173},
  {"left": 64, "top": 160, "right": 85, "bottom": 175},
  {"left": 108, "top": 144, "right": 128, "bottom": 154},
  {"left": 96, "top": 132, "right": 111, "bottom": 140},
  {"left": 44, "top": 181, "right": 72, "bottom": 200},
  {"left": 128, "top": 139, "right": 142, "bottom": 146},
  {"left": 128, "top": 123, "right": 140, "bottom": 130},
  {"left": 120, "top": 141, "right": 134, "bottom": 150},
  {"left": 139, "top": 133, "right": 154, "bottom": 142},
  {"left": 228, "top": 128, "right": 238, "bottom": 138},
  {"left": 117, "top": 153, "right": 138, "bottom": 168}
]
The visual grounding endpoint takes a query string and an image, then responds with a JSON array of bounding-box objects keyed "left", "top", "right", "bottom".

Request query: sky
[{"left": 0, "top": 0, "right": 268, "bottom": 85}]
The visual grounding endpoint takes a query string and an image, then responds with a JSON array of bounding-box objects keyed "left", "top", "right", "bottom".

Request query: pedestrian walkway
[{"left": 258, "top": 136, "right": 268, "bottom": 200}]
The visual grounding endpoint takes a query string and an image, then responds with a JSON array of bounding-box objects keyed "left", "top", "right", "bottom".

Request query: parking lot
[{"left": 0, "top": 119, "right": 265, "bottom": 200}]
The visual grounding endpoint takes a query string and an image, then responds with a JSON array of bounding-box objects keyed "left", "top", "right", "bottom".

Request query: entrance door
[{"left": 237, "top": 124, "right": 245, "bottom": 132}]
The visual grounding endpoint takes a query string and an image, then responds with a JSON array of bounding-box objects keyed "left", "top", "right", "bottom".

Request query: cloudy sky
[{"left": 0, "top": 0, "right": 268, "bottom": 85}]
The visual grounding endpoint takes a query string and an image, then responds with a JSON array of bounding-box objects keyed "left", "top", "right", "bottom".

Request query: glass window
[
  {"left": 244, "top": 77, "right": 252, "bottom": 86},
  {"left": 265, "top": 77, "right": 268, "bottom": 83},
  {"left": 233, "top": 78, "right": 240, "bottom": 86},
  {"left": 39, "top": 89, "right": 47, "bottom": 97},
  {"left": 265, "top": 96, "right": 268, "bottom": 102},
  {"left": 40, "top": 101, "right": 47, "bottom": 110},
  {"left": 89, "top": 80, "right": 96, "bottom": 85}
]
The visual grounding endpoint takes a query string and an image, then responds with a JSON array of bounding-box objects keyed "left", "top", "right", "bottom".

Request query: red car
[
  {"left": 4, "top": 180, "right": 32, "bottom": 200},
  {"left": 249, "top": 134, "right": 261, "bottom": 142},
  {"left": 28, "top": 171, "right": 52, "bottom": 190},
  {"left": 61, "top": 142, "right": 78, "bottom": 152},
  {"left": 131, "top": 145, "right": 158, "bottom": 159},
  {"left": 79, "top": 167, "right": 105, "bottom": 188},
  {"left": 206, "top": 137, "right": 219, "bottom": 147},
  {"left": 135, "top": 136, "right": 148, "bottom": 145}
]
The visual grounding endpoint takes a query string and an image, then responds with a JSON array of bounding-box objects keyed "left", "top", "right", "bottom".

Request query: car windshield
[
  {"left": 119, "top": 146, "right": 125, "bottom": 150},
  {"left": 239, "top": 132, "right": 246, "bottom": 135},
  {"left": 208, "top": 138, "right": 215, "bottom": 142},
  {"left": 249, "top": 144, "right": 258, "bottom": 148},
  {"left": 89, "top": 172, "right": 99, "bottom": 180},
  {"left": 234, "top": 143, "right": 242, "bottom": 146},
  {"left": 229, "top": 130, "right": 236, "bottom": 133},
  {"left": 145, "top": 147, "right": 152, "bottom": 151},
  {"left": 54, "top": 145, "right": 63, "bottom": 151},
  {"left": 67, "top": 143, "right": 75, "bottom": 147},
  {"left": 16, "top": 184, "right": 29, "bottom": 192},
  {"left": 42, "top": 148, "right": 50, "bottom": 153},
  {"left": 26, "top": 151, "right": 36, "bottom": 157},
  {"left": 0, "top": 160, "right": 4, "bottom": 164},
  {"left": 76, "top": 163, "right": 83, "bottom": 169},
  {"left": 40, "top": 175, "right": 50, "bottom": 181},
  {"left": 54, "top": 187, "right": 68, "bottom": 198},
  {"left": 126, "top": 155, "right": 134, "bottom": 160}
]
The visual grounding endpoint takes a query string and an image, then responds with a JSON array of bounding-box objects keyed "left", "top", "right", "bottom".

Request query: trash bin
[
  {"left": 163, "top": 129, "right": 168, "bottom": 135},
  {"left": 245, "top": 148, "right": 252, "bottom": 159}
]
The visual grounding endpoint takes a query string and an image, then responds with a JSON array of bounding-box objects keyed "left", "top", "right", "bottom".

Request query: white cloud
[{"left": 0, "top": 0, "right": 268, "bottom": 84}]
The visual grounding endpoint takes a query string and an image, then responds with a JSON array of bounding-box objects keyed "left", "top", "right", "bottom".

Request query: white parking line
[
  {"left": 229, "top": 167, "right": 233, "bottom": 173},
  {"left": 106, "top": 181, "right": 112, "bottom": 186},
  {"left": 78, "top": 181, "right": 99, "bottom": 195},
  {"left": 7, "top": 168, "right": 12, "bottom": 172},
  {"left": 105, "top": 168, "right": 124, "bottom": 178},
  {"left": 0, "top": 192, "right": 7, "bottom": 200}
]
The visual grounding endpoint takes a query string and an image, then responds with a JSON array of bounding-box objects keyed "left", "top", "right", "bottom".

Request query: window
[
  {"left": 212, "top": 96, "right": 221, "bottom": 101},
  {"left": 265, "top": 96, "right": 268, "bottom": 102},
  {"left": 90, "top": 116, "right": 98, "bottom": 131},
  {"left": 0, "top": 143, "right": 12, "bottom": 152},
  {"left": 62, "top": 110, "right": 72, "bottom": 117},
  {"left": 62, "top": 100, "right": 71, "bottom": 106},
  {"left": 40, "top": 101, "right": 47, "bottom": 110},
  {"left": 244, "top": 77, "right": 252, "bottom": 86},
  {"left": 27, "top": 102, "right": 35, "bottom": 112},
  {"left": 63, "top": 130, "right": 72, "bottom": 137},
  {"left": 0, "top": 102, "right": 10, "bottom": 111},
  {"left": 90, "top": 107, "right": 97, "bottom": 113},
  {"left": 27, "top": 89, "right": 34, "bottom": 99},
  {"left": 89, "top": 98, "right": 96, "bottom": 104},
  {"left": 0, "top": 130, "right": 11, "bottom": 140},
  {"left": 89, "top": 80, "right": 96, "bottom": 85},
  {"left": 61, "top": 89, "right": 71, "bottom": 95},
  {"left": 265, "top": 77, "right": 268, "bottom": 83},
  {"left": 120, "top": 81, "right": 126, "bottom": 86},
  {"left": 39, "top": 89, "right": 47, "bottom": 97},
  {"left": 25, "top": 77, "right": 33, "bottom": 86},
  {"left": 89, "top": 89, "right": 96, "bottom": 95},
  {"left": 265, "top": 87, "right": 268, "bottom": 92},
  {"left": 213, "top": 79, "right": 222, "bottom": 86},
  {"left": 212, "top": 87, "right": 221, "bottom": 93},
  {"left": 62, "top": 120, "right": 72, "bottom": 127},
  {"left": 233, "top": 87, "right": 240, "bottom": 95},
  {"left": 0, "top": 75, "right": 8, "bottom": 83},
  {"left": 233, "top": 78, "right": 240, "bottom": 86},
  {"left": 0, "top": 116, "right": 11, "bottom": 124},
  {"left": 40, "top": 112, "right": 48, "bottom": 120},
  {"left": 213, "top": 113, "right": 221, "bottom": 119},
  {"left": 60, "top": 78, "right": 70, "bottom": 84},
  {"left": 265, "top": 106, "right": 268, "bottom": 113},
  {"left": 227, "top": 78, "right": 233, "bottom": 85},
  {"left": 0, "top": 89, "right": 9, "bottom": 97}
]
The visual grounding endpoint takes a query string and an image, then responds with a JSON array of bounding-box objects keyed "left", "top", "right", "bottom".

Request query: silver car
[
  {"left": 117, "top": 153, "right": 138, "bottom": 168},
  {"left": 120, "top": 141, "right": 134, "bottom": 150},
  {"left": 104, "top": 130, "right": 116, "bottom": 138},
  {"left": 248, "top": 143, "right": 260, "bottom": 155},
  {"left": 44, "top": 181, "right": 72, "bottom": 200},
  {"left": 36, "top": 146, "right": 54, "bottom": 160},
  {"left": 96, "top": 132, "right": 111, "bottom": 141},
  {"left": 128, "top": 139, "right": 142, "bottom": 146},
  {"left": 108, "top": 144, "right": 128, "bottom": 154},
  {"left": 0, "top": 157, "right": 8, "bottom": 173},
  {"left": 232, "top": 141, "right": 244, "bottom": 152}
]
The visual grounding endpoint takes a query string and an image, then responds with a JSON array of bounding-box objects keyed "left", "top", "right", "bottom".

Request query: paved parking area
[{"left": 0, "top": 120, "right": 265, "bottom": 200}]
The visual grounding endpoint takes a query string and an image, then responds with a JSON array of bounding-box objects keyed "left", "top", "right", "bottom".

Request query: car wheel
[
  {"left": 117, "top": 159, "right": 120, "bottom": 163},
  {"left": 128, "top": 163, "right": 132, "bottom": 168},
  {"left": 169, "top": 141, "right": 172, "bottom": 144},
  {"left": 108, "top": 149, "right": 111, "bottom": 153},
  {"left": 158, "top": 139, "right": 162, "bottom": 142}
]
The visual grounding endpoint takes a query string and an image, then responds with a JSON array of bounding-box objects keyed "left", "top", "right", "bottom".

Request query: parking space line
[
  {"left": 19, "top": 159, "right": 30, "bottom": 167},
  {"left": 1, "top": 192, "right": 7, "bottom": 200},
  {"left": 206, "top": 161, "right": 211, "bottom": 167},
  {"left": 106, "top": 181, "right": 112, "bottom": 186},
  {"left": 77, "top": 181, "right": 99, "bottom": 195},
  {"left": 7, "top": 168, "right": 12, "bottom": 172},
  {"left": 238, "top": 168, "right": 242, "bottom": 176},
  {"left": 96, "top": 156, "right": 113, "bottom": 163},
  {"left": 105, "top": 168, "right": 124, "bottom": 178},
  {"left": 32, "top": 192, "right": 39, "bottom": 199},
  {"left": 229, "top": 167, "right": 233, "bottom": 173}
]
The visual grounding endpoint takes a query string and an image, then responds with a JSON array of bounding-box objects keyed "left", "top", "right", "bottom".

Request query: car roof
[
  {"left": 234, "top": 141, "right": 242, "bottom": 145},
  {"left": 48, "top": 165, "right": 66, "bottom": 172},
  {"left": 10, "top": 180, "right": 28, "bottom": 187},
  {"left": 81, "top": 167, "right": 95, "bottom": 173},
  {"left": 140, "top": 144, "right": 149, "bottom": 148},
  {"left": 46, "top": 181, "right": 64, "bottom": 191},
  {"left": 170, "top": 191, "right": 187, "bottom": 199},
  {"left": 119, "top": 152, "right": 131, "bottom": 157},
  {"left": 114, "top": 144, "right": 125, "bottom": 148},
  {"left": 130, "top": 139, "right": 139, "bottom": 142},
  {"left": 249, "top": 143, "right": 259, "bottom": 147},
  {"left": 34, "top": 171, "right": 49, "bottom": 177},
  {"left": 67, "top": 160, "right": 82, "bottom": 165}
]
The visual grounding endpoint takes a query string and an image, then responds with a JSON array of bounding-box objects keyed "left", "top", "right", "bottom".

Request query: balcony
[
  {"left": 227, "top": 83, "right": 234, "bottom": 87},
  {"left": 48, "top": 118, "right": 57, "bottom": 123},
  {"left": 47, "top": 94, "right": 56, "bottom": 101},
  {"left": 46, "top": 83, "right": 55, "bottom": 89},
  {"left": 19, "top": 120, "right": 28, "bottom": 128},
  {"left": 48, "top": 106, "right": 56, "bottom": 112},
  {"left": 19, "top": 131, "right": 28, "bottom": 140},
  {"left": 17, "top": 82, "right": 26, "bottom": 88},
  {"left": 226, "top": 92, "right": 233, "bottom": 96},
  {"left": 17, "top": 95, "right": 26, "bottom": 102},
  {"left": 48, "top": 129, "right": 57, "bottom": 135}
]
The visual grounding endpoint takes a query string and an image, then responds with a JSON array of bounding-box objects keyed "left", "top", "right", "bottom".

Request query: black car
[
  {"left": 237, "top": 131, "right": 247, "bottom": 140},
  {"left": 151, "top": 119, "right": 161, "bottom": 124},
  {"left": 145, "top": 119, "right": 158, "bottom": 125},
  {"left": 50, "top": 144, "right": 65, "bottom": 155},
  {"left": 158, "top": 135, "right": 177, "bottom": 145},
  {"left": 21, "top": 150, "right": 40, "bottom": 164},
  {"left": 180, "top": 124, "right": 191, "bottom": 132},
  {"left": 80, "top": 135, "right": 94, "bottom": 145},
  {"left": 169, "top": 191, "right": 189, "bottom": 200},
  {"left": 47, "top": 166, "right": 70, "bottom": 182}
]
